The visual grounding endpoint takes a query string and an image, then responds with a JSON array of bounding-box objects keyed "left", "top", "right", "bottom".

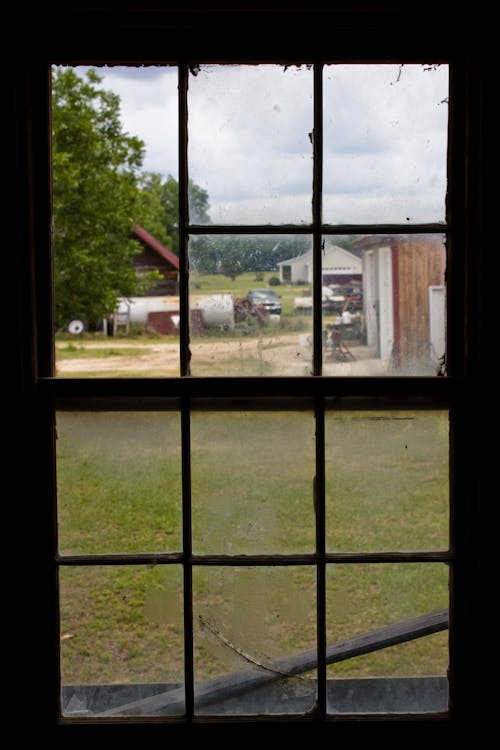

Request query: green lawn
[
  {"left": 57, "top": 410, "right": 449, "bottom": 688},
  {"left": 56, "top": 343, "right": 160, "bottom": 359}
]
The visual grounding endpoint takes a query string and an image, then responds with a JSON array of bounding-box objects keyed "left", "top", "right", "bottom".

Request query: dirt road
[{"left": 55, "top": 336, "right": 386, "bottom": 376}]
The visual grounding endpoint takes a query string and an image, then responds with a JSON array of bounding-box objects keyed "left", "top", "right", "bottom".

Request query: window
[{"left": 13, "top": 3, "right": 483, "bottom": 736}]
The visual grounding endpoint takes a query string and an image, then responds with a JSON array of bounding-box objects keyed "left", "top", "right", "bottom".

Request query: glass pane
[
  {"left": 191, "top": 411, "right": 315, "bottom": 554},
  {"left": 189, "top": 236, "right": 314, "bottom": 376},
  {"left": 322, "top": 233, "right": 446, "bottom": 376},
  {"left": 60, "top": 565, "right": 184, "bottom": 717},
  {"left": 193, "top": 566, "right": 317, "bottom": 715},
  {"left": 56, "top": 412, "right": 182, "bottom": 554},
  {"left": 325, "top": 411, "right": 449, "bottom": 552},
  {"left": 323, "top": 64, "right": 448, "bottom": 224},
  {"left": 52, "top": 65, "right": 181, "bottom": 377},
  {"left": 319, "top": 236, "right": 366, "bottom": 373},
  {"left": 326, "top": 563, "right": 449, "bottom": 714},
  {"left": 188, "top": 64, "right": 313, "bottom": 224}
]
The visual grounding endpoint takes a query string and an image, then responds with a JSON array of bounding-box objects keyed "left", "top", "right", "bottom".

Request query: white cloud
[
  {"left": 79, "top": 65, "right": 179, "bottom": 178},
  {"left": 75, "top": 62, "right": 448, "bottom": 225},
  {"left": 323, "top": 64, "right": 448, "bottom": 223}
]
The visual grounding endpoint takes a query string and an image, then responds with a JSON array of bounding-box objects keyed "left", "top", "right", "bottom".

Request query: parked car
[{"left": 247, "top": 289, "right": 282, "bottom": 315}]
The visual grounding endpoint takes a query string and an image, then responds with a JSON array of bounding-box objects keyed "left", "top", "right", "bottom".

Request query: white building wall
[
  {"left": 279, "top": 246, "right": 361, "bottom": 285},
  {"left": 363, "top": 251, "right": 378, "bottom": 352},
  {"left": 378, "top": 246, "right": 394, "bottom": 363}
]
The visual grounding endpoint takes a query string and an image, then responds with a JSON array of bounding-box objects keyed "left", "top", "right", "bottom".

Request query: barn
[
  {"left": 129, "top": 223, "right": 179, "bottom": 296},
  {"left": 355, "top": 234, "right": 446, "bottom": 374},
  {"left": 113, "top": 224, "right": 234, "bottom": 334},
  {"left": 107, "top": 225, "right": 180, "bottom": 334}
]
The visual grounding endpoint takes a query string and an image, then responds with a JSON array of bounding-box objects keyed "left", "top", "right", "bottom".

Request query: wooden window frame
[{"left": 11, "top": 3, "right": 484, "bottom": 737}]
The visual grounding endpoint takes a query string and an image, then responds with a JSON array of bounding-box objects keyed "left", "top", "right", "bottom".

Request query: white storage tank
[
  {"left": 190, "top": 294, "right": 235, "bottom": 328},
  {"left": 116, "top": 294, "right": 235, "bottom": 329},
  {"left": 118, "top": 296, "right": 179, "bottom": 327}
]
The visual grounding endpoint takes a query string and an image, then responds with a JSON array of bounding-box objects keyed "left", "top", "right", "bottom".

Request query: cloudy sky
[{"left": 75, "top": 63, "right": 449, "bottom": 226}]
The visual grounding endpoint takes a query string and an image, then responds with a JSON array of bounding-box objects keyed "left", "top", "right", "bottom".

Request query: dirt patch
[
  {"left": 56, "top": 335, "right": 311, "bottom": 375},
  {"left": 55, "top": 336, "right": 386, "bottom": 376}
]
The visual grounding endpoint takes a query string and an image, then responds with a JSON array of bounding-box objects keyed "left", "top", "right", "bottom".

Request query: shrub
[{"left": 268, "top": 276, "right": 281, "bottom": 286}]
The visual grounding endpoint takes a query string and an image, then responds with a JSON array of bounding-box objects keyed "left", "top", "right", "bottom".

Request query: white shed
[
  {"left": 277, "top": 244, "right": 362, "bottom": 285},
  {"left": 355, "top": 234, "right": 446, "bottom": 372}
]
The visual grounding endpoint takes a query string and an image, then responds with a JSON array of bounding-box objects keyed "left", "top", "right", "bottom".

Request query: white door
[
  {"left": 429, "top": 285, "right": 446, "bottom": 364},
  {"left": 378, "top": 246, "right": 394, "bottom": 362},
  {"left": 363, "top": 251, "right": 377, "bottom": 351}
]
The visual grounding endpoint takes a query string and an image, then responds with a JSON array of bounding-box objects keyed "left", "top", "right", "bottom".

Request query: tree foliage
[
  {"left": 189, "top": 235, "right": 310, "bottom": 279},
  {"left": 52, "top": 67, "right": 210, "bottom": 329},
  {"left": 136, "top": 172, "right": 210, "bottom": 256},
  {"left": 52, "top": 67, "right": 151, "bottom": 328}
]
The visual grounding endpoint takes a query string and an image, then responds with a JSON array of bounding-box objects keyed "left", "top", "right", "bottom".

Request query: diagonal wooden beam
[{"left": 100, "top": 608, "right": 448, "bottom": 716}]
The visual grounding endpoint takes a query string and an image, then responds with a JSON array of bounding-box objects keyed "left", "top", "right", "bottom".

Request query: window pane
[
  {"left": 326, "top": 563, "right": 449, "bottom": 714},
  {"left": 322, "top": 233, "right": 446, "bottom": 376},
  {"left": 56, "top": 412, "right": 182, "bottom": 554},
  {"left": 60, "top": 565, "right": 184, "bottom": 717},
  {"left": 52, "top": 65, "right": 181, "bottom": 377},
  {"left": 189, "top": 236, "right": 314, "bottom": 376},
  {"left": 323, "top": 64, "right": 448, "bottom": 224},
  {"left": 325, "top": 411, "right": 449, "bottom": 552},
  {"left": 191, "top": 411, "right": 316, "bottom": 554},
  {"left": 188, "top": 64, "right": 314, "bottom": 224},
  {"left": 193, "top": 566, "right": 317, "bottom": 715}
]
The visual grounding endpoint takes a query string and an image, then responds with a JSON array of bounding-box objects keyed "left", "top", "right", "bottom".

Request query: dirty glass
[
  {"left": 320, "top": 235, "right": 368, "bottom": 374},
  {"left": 56, "top": 411, "right": 182, "bottom": 555},
  {"left": 188, "top": 64, "right": 314, "bottom": 225},
  {"left": 52, "top": 64, "right": 448, "bottom": 381},
  {"left": 50, "top": 58, "right": 453, "bottom": 722},
  {"left": 188, "top": 235, "right": 314, "bottom": 376},
  {"left": 326, "top": 563, "right": 449, "bottom": 713},
  {"left": 60, "top": 565, "right": 184, "bottom": 717},
  {"left": 191, "top": 411, "right": 316, "bottom": 554},
  {"left": 193, "top": 566, "right": 317, "bottom": 715},
  {"left": 323, "top": 64, "right": 449, "bottom": 225},
  {"left": 325, "top": 410, "right": 449, "bottom": 552}
]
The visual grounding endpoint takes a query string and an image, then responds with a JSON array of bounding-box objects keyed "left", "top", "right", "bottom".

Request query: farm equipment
[{"left": 233, "top": 296, "right": 271, "bottom": 325}]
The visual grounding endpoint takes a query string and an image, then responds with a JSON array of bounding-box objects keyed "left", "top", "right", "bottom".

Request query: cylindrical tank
[
  {"left": 118, "top": 297, "right": 179, "bottom": 327},
  {"left": 117, "top": 294, "right": 235, "bottom": 329},
  {"left": 190, "top": 294, "right": 235, "bottom": 328}
]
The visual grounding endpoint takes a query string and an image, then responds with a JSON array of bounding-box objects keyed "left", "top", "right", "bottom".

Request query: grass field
[{"left": 57, "top": 409, "right": 450, "bottom": 690}]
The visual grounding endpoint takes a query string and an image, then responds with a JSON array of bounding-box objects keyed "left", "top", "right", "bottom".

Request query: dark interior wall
[{"left": 9, "top": 1, "right": 486, "bottom": 740}]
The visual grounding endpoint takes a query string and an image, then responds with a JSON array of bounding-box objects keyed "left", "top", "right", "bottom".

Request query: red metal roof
[{"left": 130, "top": 224, "right": 179, "bottom": 270}]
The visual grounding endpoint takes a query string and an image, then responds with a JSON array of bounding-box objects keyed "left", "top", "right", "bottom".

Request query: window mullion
[
  {"left": 181, "top": 394, "right": 194, "bottom": 719},
  {"left": 178, "top": 64, "right": 190, "bottom": 377},
  {"left": 179, "top": 65, "right": 195, "bottom": 718},
  {"left": 312, "top": 63, "right": 324, "bottom": 376},
  {"left": 315, "top": 396, "right": 327, "bottom": 716}
]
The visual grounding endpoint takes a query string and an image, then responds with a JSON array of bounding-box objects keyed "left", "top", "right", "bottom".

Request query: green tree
[
  {"left": 52, "top": 67, "right": 155, "bottom": 329},
  {"left": 217, "top": 248, "right": 243, "bottom": 281},
  {"left": 134, "top": 172, "right": 174, "bottom": 250},
  {"left": 188, "top": 181, "right": 211, "bottom": 225},
  {"left": 137, "top": 173, "right": 211, "bottom": 256}
]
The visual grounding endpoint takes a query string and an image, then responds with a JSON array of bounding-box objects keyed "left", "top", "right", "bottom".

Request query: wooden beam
[{"left": 100, "top": 608, "right": 448, "bottom": 716}]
